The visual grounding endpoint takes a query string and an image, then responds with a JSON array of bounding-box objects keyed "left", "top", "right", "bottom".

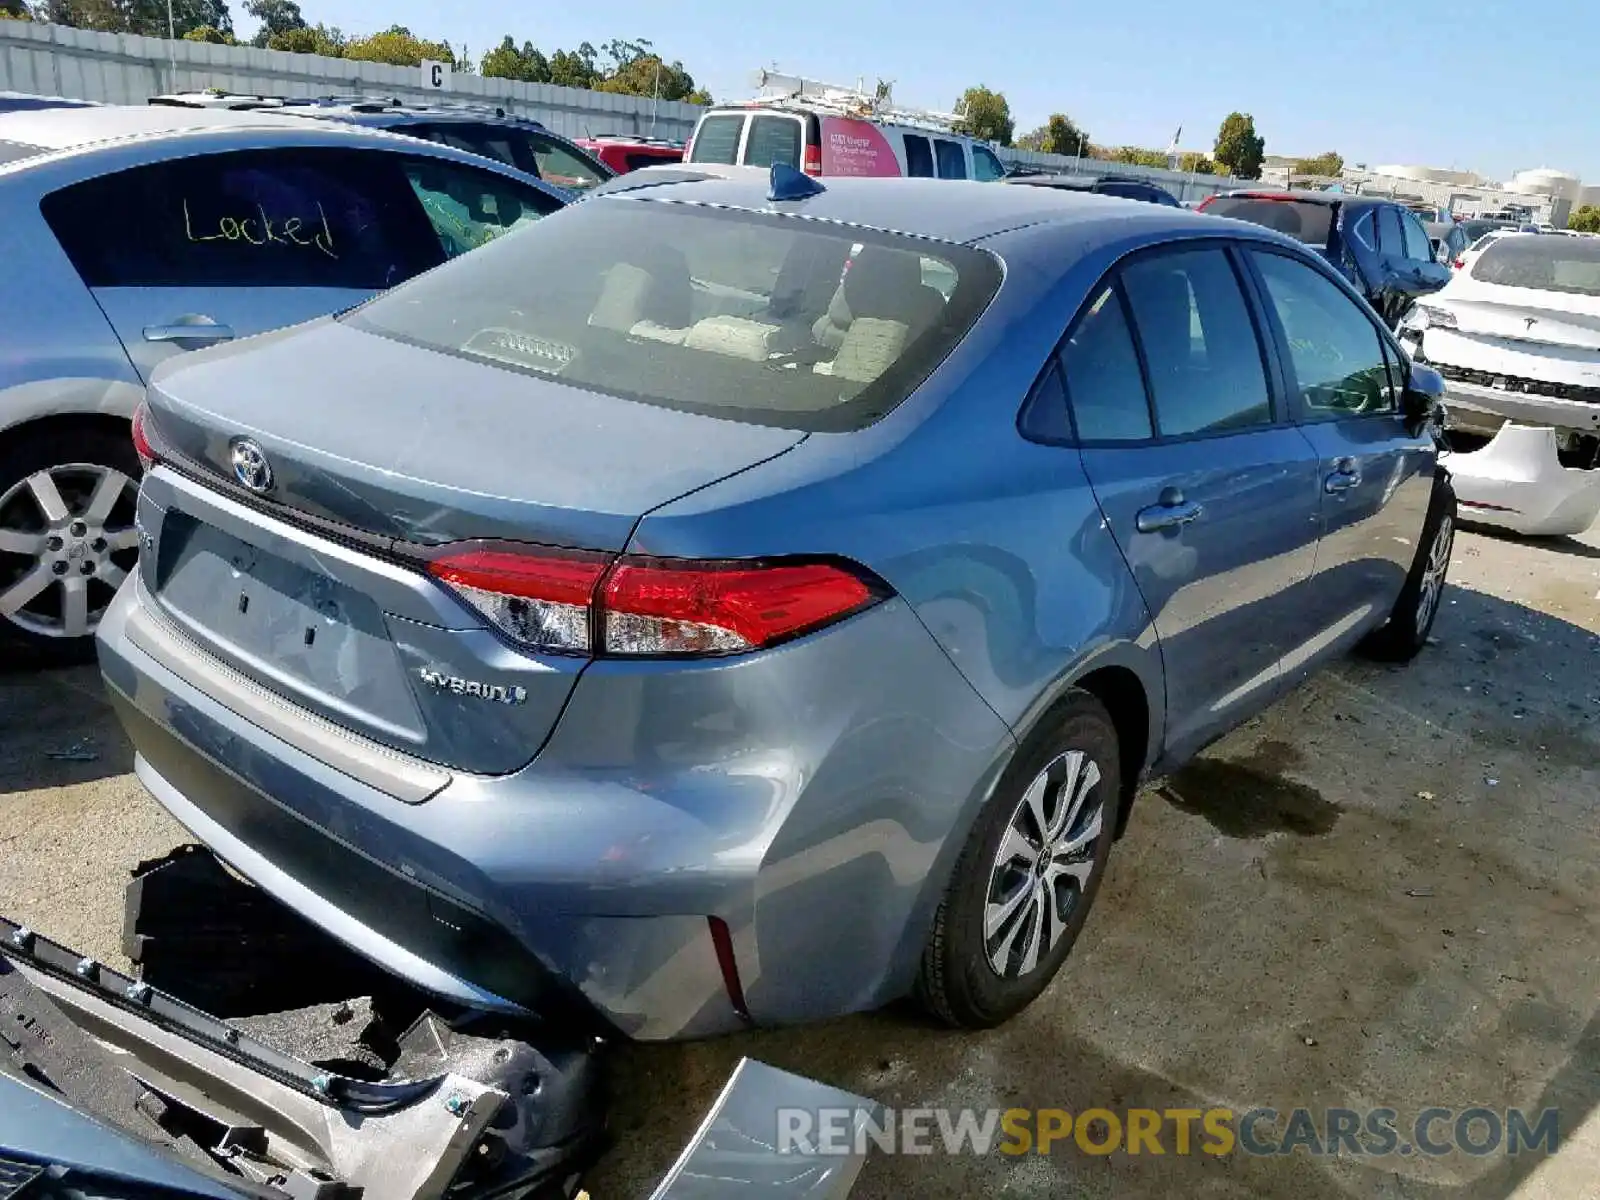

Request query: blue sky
[{"left": 240, "top": 0, "right": 1600, "bottom": 183}]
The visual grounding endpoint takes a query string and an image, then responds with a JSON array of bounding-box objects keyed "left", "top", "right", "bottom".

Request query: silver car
[
  {"left": 0, "top": 105, "right": 567, "bottom": 660},
  {"left": 99, "top": 171, "right": 1457, "bottom": 1039}
]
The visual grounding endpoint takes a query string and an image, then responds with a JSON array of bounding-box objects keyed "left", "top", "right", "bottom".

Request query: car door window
[
  {"left": 1346, "top": 210, "right": 1376, "bottom": 252},
  {"left": 743, "top": 115, "right": 802, "bottom": 169},
  {"left": 1119, "top": 248, "right": 1273, "bottom": 437},
  {"left": 972, "top": 145, "right": 1005, "bottom": 182},
  {"left": 402, "top": 158, "right": 564, "bottom": 259},
  {"left": 404, "top": 122, "right": 519, "bottom": 170},
  {"left": 40, "top": 147, "right": 434, "bottom": 290},
  {"left": 521, "top": 131, "right": 608, "bottom": 191},
  {"left": 1058, "top": 284, "right": 1154, "bottom": 442},
  {"left": 1251, "top": 250, "right": 1395, "bottom": 416},
  {"left": 933, "top": 139, "right": 967, "bottom": 180},
  {"left": 1377, "top": 207, "right": 1405, "bottom": 256},
  {"left": 903, "top": 134, "right": 934, "bottom": 178},
  {"left": 1401, "top": 212, "right": 1435, "bottom": 262},
  {"left": 688, "top": 114, "right": 744, "bottom": 165}
]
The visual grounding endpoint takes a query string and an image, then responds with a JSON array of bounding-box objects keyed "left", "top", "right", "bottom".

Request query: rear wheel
[
  {"left": 915, "top": 691, "right": 1121, "bottom": 1029},
  {"left": 0, "top": 424, "right": 141, "bottom": 665},
  {"left": 1361, "top": 473, "right": 1456, "bottom": 662}
]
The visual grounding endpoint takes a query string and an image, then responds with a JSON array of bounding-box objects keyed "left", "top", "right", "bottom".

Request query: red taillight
[
  {"left": 131, "top": 401, "right": 157, "bottom": 472},
  {"left": 424, "top": 544, "right": 883, "bottom": 658},
  {"left": 603, "top": 557, "right": 875, "bottom": 655},
  {"left": 803, "top": 143, "right": 822, "bottom": 176},
  {"left": 1453, "top": 258, "right": 1465, "bottom": 269}
]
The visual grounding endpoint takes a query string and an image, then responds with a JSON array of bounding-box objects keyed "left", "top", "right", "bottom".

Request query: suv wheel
[
  {"left": 915, "top": 690, "right": 1121, "bottom": 1028},
  {"left": 0, "top": 425, "right": 141, "bottom": 664}
]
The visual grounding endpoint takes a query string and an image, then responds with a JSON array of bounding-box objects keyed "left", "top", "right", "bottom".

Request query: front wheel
[
  {"left": 0, "top": 424, "right": 142, "bottom": 665},
  {"left": 915, "top": 690, "right": 1122, "bottom": 1029},
  {"left": 1361, "top": 473, "right": 1456, "bottom": 662}
]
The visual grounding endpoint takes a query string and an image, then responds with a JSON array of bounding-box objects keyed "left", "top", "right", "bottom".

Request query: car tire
[
  {"left": 0, "top": 423, "right": 142, "bottom": 667},
  {"left": 1360, "top": 471, "right": 1456, "bottom": 663},
  {"left": 915, "top": 689, "right": 1122, "bottom": 1029}
]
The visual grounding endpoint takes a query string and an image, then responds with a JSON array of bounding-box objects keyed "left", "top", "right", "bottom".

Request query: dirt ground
[{"left": 2, "top": 521, "right": 1597, "bottom": 1199}]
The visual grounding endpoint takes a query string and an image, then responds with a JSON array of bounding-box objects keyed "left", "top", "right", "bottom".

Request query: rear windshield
[
  {"left": 1471, "top": 236, "right": 1600, "bottom": 296},
  {"left": 688, "top": 113, "right": 744, "bottom": 165},
  {"left": 345, "top": 197, "right": 1002, "bottom": 432},
  {"left": 1205, "top": 197, "right": 1335, "bottom": 245}
]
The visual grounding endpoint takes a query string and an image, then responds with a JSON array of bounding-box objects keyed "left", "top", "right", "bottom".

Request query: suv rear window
[
  {"left": 688, "top": 114, "right": 744, "bottom": 165},
  {"left": 346, "top": 198, "right": 1002, "bottom": 432},
  {"left": 1204, "top": 197, "right": 1335, "bottom": 246}
]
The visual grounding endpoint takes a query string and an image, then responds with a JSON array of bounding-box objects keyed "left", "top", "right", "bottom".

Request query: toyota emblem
[{"left": 230, "top": 438, "right": 274, "bottom": 493}]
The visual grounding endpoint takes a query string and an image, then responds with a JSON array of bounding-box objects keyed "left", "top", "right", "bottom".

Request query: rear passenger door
[
  {"left": 41, "top": 147, "right": 443, "bottom": 382},
  {"left": 1064, "top": 244, "right": 1323, "bottom": 762},
  {"left": 1244, "top": 247, "right": 1438, "bottom": 676}
]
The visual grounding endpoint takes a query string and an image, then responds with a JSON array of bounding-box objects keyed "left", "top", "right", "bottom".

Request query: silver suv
[{"left": 0, "top": 104, "right": 566, "bottom": 660}]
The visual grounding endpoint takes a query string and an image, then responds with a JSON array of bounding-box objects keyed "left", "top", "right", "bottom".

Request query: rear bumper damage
[
  {"left": 0, "top": 909, "right": 879, "bottom": 1200},
  {"left": 98, "top": 552, "right": 1013, "bottom": 1039}
]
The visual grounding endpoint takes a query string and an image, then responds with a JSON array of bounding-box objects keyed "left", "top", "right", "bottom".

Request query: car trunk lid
[{"left": 138, "top": 318, "right": 805, "bottom": 777}]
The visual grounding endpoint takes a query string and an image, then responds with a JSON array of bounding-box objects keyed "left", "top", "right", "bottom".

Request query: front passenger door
[
  {"left": 1067, "top": 246, "right": 1323, "bottom": 763},
  {"left": 1246, "top": 247, "right": 1438, "bottom": 678}
]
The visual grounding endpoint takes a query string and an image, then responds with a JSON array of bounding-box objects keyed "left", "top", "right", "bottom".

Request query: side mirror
[{"left": 1402, "top": 362, "right": 1446, "bottom": 435}]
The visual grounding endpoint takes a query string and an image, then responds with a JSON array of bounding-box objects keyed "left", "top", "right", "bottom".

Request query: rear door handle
[
  {"left": 143, "top": 322, "right": 236, "bottom": 344},
  {"left": 1135, "top": 499, "right": 1204, "bottom": 533}
]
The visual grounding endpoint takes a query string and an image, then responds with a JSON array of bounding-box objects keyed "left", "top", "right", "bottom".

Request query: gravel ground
[{"left": 2, "top": 521, "right": 1598, "bottom": 1199}]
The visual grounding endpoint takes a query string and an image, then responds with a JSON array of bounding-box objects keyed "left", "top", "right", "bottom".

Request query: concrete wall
[{"left": 0, "top": 20, "right": 704, "bottom": 140}]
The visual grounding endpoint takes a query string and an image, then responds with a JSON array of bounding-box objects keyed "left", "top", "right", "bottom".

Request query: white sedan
[{"left": 1399, "top": 233, "right": 1600, "bottom": 534}]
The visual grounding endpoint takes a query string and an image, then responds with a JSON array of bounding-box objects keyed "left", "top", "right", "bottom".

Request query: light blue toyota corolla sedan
[{"left": 99, "top": 167, "right": 1456, "bottom": 1039}]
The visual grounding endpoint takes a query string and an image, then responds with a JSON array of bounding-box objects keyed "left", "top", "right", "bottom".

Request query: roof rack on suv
[
  {"left": 744, "top": 68, "right": 961, "bottom": 134},
  {"left": 146, "top": 90, "right": 543, "bottom": 126}
]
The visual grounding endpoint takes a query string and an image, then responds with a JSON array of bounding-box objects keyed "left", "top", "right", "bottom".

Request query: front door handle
[
  {"left": 143, "top": 320, "right": 236, "bottom": 344},
  {"left": 1136, "top": 498, "right": 1205, "bottom": 533},
  {"left": 1325, "top": 458, "right": 1362, "bottom": 493}
]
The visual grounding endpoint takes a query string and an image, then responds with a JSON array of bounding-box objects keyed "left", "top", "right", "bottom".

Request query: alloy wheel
[
  {"left": 1416, "top": 513, "right": 1454, "bottom": 632},
  {"left": 0, "top": 463, "right": 140, "bottom": 640},
  {"left": 984, "top": 749, "right": 1105, "bottom": 979}
]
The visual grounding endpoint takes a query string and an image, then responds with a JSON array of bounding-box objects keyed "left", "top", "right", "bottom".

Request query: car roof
[
  {"left": 0, "top": 104, "right": 313, "bottom": 150},
  {"left": 303, "top": 105, "right": 546, "bottom": 128},
  {"left": 1216, "top": 188, "right": 1352, "bottom": 207},
  {"left": 1004, "top": 174, "right": 1155, "bottom": 190},
  {"left": 587, "top": 168, "right": 1230, "bottom": 246}
]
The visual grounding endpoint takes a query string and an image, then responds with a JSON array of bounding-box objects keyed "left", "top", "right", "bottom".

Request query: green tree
[
  {"left": 1568, "top": 205, "right": 1600, "bottom": 233},
  {"left": 342, "top": 24, "right": 461, "bottom": 68},
  {"left": 183, "top": 22, "right": 233, "bottom": 41},
  {"left": 36, "top": 0, "right": 231, "bottom": 36},
  {"left": 1112, "top": 146, "right": 1169, "bottom": 168},
  {"left": 952, "top": 84, "right": 1013, "bottom": 146},
  {"left": 1178, "top": 151, "right": 1216, "bottom": 175},
  {"left": 597, "top": 53, "right": 708, "bottom": 103},
  {"left": 547, "top": 42, "right": 600, "bottom": 89},
  {"left": 266, "top": 21, "right": 341, "bottom": 54},
  {"left": 243, "top": 0, "right": 300, "bottom": 46},
  {"left": 1292, "top": 150, "right": 1344, "bottom": 177},
  {"left": 1, "top": 0, "right": 32, "bottom": 18},
  {"left": 1213, "top": 112, "right": 1265, "bottom": 180},
  {"left": 1018, "top": 113, "right": 1089, "bottom": 156}
]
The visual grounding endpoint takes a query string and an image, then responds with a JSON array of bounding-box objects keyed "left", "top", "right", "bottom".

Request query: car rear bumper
[
  {"left": 1439, "top": 376, "right": 1600, "bottom": 438},
  {"left": 99, "top": 572, "right": 1013, "bottom": 1039}
]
